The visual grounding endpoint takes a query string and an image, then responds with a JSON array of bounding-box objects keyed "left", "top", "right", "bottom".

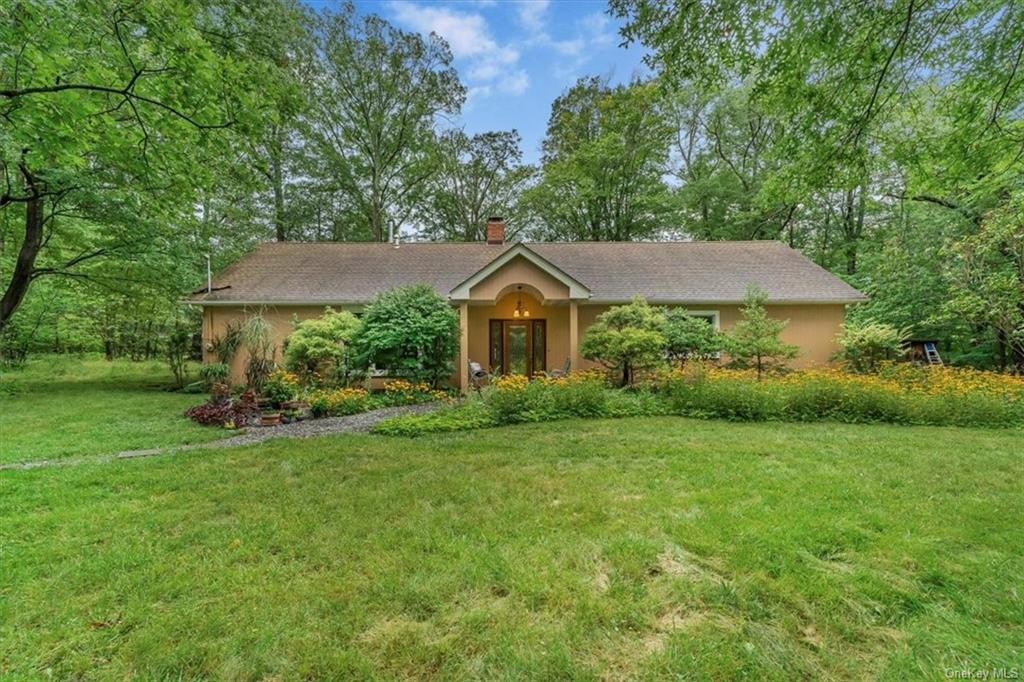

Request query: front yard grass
[
  {"left": 0, "top": 356, "right": 225, "bottom": 464},
  {"left": 2, "top": 417, "right": 1021, "bottom": 679}
]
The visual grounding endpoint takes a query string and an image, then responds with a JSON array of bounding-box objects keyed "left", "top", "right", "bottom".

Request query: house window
[{"left": 683, "top": 310, "right": 720, "bottom": 330}]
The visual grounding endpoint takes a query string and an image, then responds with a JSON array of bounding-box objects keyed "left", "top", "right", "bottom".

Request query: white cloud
[
  {"left": 550, "top": 37, "right": 584, "bottom": 57},
  {"left": 388, "top": 2, "right": 492, "bottom": 58},
  {"left": 578, "top": 12, "right": 615, "bottom": 47},
  {"left": 516, "top": 0, "right": 550, "bottom": 32},
  {"left": 389, "top": 1, "right": 529, "bottom": 100},
  {"left": 498, "top": 70, "right": 530, "bottom": 95}
]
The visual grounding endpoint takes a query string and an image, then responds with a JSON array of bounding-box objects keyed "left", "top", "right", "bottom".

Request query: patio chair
[
  {"left": 468, "top": 360, "right": 490, "bottom": 392},
  {"left": 542, "top": 357, "right": 571, "bottom": 379}
]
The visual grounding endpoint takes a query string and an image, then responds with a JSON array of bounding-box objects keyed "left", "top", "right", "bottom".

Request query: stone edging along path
[{"left": 1, "top": 402, "right": 440, "bottom": 472}]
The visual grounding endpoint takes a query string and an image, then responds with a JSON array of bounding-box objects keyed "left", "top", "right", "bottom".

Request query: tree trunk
[{"left": 0, "top": 194, "right": 44, "bottom": 331}]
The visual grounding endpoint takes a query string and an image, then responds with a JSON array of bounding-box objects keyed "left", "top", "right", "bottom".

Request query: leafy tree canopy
[
  {"left": 355, "top": 284, "right": 460, "bottom": 387},
  {"left": 580, "top": 296, "right": 667, "bottom": 386}
]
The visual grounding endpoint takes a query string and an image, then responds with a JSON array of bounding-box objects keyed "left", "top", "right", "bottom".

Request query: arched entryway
[{"left": 489, "top": 287, "right": 546, "bottom": 377}]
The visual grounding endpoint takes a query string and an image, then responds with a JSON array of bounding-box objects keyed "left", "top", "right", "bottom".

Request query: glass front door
[
  {"left": 489, "top": 319, "right": 546, "bottom": 377},
  {"left": 506, "top": 323, "right": 529, "bottom": 375}
]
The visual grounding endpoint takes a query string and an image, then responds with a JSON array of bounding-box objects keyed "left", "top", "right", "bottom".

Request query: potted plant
[{"left": 261, "top": 412, "right": 283, "bottom": 427}]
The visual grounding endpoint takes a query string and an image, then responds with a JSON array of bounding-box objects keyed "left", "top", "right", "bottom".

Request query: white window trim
[{"left": 682, "top": 309, "right": 721, "bottom": 331}]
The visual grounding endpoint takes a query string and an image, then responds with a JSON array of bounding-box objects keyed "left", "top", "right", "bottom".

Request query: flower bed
[
  {"left": 661, "top": 364, "right": 1024, "bottom": 427},
  {"left": 373, "top": 364, "right": 1024, "bottom": 436},
  {"left": 185, "top": 374, "right": 450, "bottom": 427}
]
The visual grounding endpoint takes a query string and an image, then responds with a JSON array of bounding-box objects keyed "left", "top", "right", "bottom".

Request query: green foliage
[
  {"left": 0, "top": 0, "right": 290, "bottom": 329},
  {"left": 418, "top": 131, "right": 535, "bottom": 242},
  {"left": 834, "top": 319, "right": 910, "bottom": 373},
  {"left": 660, "top": 367, "right": 1024, "bottom": 428},
  {"left": 307, "top": 4, "right": 465, "bottom": 242},
  {"left": 943, "top": 194, "right": 1024, "bottom": 373},
  {"left": 283, "top": 308, "right": 361, "bottom": 380},
  {"left": 242, "top": 313, "right": 276, "bottom": 394},
  {"left": 579, "top": 297, "right": 667, "bottom": 386},
  {"left": 485, "top": 374, "right": 611, "bottom": 424},
  {"left": 262, "top": 369, "right": 300, "bottom": 406},
  {"left": 371, "top": 401, "right": 497, "bottom": 437},
  {"left": 725, "top": 286, "right": 799, "bottom": 379},
  {"left": 662, "top": 308, "right": 723, "bottom": 365},
  {"left": 374, "top": 373, "right": 672, "bottom": 437},
  {"left": 211, "top": 321, "right": 244, "bottom": 366},
  {"left": 525, "top": 78, "right": 677, "bottom": 241},
  {"left": 198, "top": 362, "right": 230, "bottom": 390},
  {"left": 355, "top": 285, "right": 460, "bottom": 388},
  {"left": 164, "top": 322, "right": 194, "bottom": 390}
]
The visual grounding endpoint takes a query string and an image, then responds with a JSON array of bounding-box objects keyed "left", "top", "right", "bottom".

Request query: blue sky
[{"left": 346, "top": 1, "right": 650, "bottom": 163}]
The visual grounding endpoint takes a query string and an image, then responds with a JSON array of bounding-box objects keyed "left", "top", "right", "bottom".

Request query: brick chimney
[{"left": 486, "top": 217, "right": 505, "bottom": 245}]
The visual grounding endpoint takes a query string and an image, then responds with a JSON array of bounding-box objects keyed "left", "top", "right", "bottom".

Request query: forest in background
[{"left": 1, "top": 0, "right": 1021, "bottom": 370}]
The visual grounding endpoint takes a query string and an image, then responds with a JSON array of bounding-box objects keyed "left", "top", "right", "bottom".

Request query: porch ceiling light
[{"left": 513, "top": 286, "right": 530, "bottom": 318}]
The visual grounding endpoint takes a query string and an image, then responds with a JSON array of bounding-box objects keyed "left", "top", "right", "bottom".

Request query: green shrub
[
  {"left": 659, "top": 365, "right": 1024, "bottom": 427},
  {"left": 663, "top": 308, "right": 724, "bottom": 365},
  {"left": 580, "top": 297, "right": 667, "bottom": 386},
  {"left": 198, "top": 362, "right": 229, "bottom": 389},
  {"left": 372, "top": 402, "right": 497, "bottom": 436},
  {"left": 834, "top": 319, "right": 910, "bottom": 373},
  {"left": 355, "top": 284, "right": 460, "bottom": 388},
  {"left": 486, "top": 373, "right": 610, "bottom": 424},
  {"left": 307, "top": 387, "right": 373, "bottom": 418},
  {"left": 263, "top": 369, "right": 300, "bottom": 405},
  {"left": 283, "top": 308, "right": 361, "bottom": 381}
]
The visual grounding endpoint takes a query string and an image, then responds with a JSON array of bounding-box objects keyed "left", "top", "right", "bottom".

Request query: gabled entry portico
[{"left": 449, "top": 242, "right": 591, "bottom": 391}]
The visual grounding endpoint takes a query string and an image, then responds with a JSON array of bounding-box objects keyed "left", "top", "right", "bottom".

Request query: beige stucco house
[{"left": 190, "top": 219, "right": 865, "bottom": 390}]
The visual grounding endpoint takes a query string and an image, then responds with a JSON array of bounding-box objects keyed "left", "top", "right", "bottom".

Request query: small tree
[
  {"left": 284, "top": 308, "right": 362, "bottom": 382},
  {"left": 726, "top": 286, "right": 799, "bottom": 380},
  {"left": 242, "top": 312, "right": 276, "bottom": 394},
  {"left": 165, "top": 325, "right": 193, "bottom": 390},
  {"left": 355, "top": 284, "right": 460, "bottom": 388},
  {"left": 834, "top": 319, "right": 909, "bottom": 373},
  {"left": 580, "top": 296, "right": 667, "bottom": 386},
  {"left": 663, "top": 308, "right": 723, "bottom": 366}
]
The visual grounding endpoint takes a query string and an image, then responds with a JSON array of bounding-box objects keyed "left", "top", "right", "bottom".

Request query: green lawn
[
  {"left": 2, "top": 416, "right": 1021, "bottom": 679},
  {"left": 0, "top": 356, "right": 225, "bottom": 464}
]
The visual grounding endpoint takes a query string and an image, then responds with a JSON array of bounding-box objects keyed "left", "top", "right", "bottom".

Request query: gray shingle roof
[{"left": 190, "top": 240, "right": 865, "bottom": 304}]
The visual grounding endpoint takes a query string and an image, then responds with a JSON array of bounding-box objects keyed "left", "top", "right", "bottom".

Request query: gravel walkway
[{"left": 1, "top": 403, "right": 440, "bottom": 471}]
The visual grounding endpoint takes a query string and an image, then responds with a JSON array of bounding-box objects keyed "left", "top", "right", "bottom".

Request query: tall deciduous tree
[
  {"left": 944, "top": 194, "right": 1024, "bottom": 372},
  {"left": 525, "top": 78, "right": 677, "bottom": 241},
  {"left": 0, "top": 0, "right": 283, "bottom": 330},
  {"left": 417, "top": 130, "right": 534, "bottom": 242},
  {"left": 307, "top": 4, "right": 465, "bottom": 243},
  {"left": 612, "top": 1, "right": 1023, "bottom": 198}
]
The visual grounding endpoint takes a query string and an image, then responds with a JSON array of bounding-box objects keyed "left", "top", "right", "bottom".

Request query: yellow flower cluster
[
  {"left": 307, "top": 386, "right": 370, "bottom": 411},
  {"left": 667, "top": 363, "right": 1024, "bottom": 402},
  {"left": 267, "top": 368, "right": 301, "bottom": 387},
  {"left": 383, "top": 379, "right": 433, "bottom": 394},
  {"left": 493, "top": 374, "right": 531, "bottom": 392},
  {"left": 494, "top": 370, "right": 609, "bottom": 391}
]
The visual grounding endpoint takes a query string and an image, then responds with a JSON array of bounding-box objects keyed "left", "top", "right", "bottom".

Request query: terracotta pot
[{"left": 261, "top": 412, "right": 282, "bottom": 427}]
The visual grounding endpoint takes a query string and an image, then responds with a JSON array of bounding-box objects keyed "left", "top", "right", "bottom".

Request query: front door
[{"left": 489, "top": 319, "right": 546, "bottom": 377}]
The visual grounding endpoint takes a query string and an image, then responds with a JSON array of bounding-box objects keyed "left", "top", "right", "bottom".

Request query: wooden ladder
[{"left": 923, "top": 342, "right": 943, "bottom": 366}]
